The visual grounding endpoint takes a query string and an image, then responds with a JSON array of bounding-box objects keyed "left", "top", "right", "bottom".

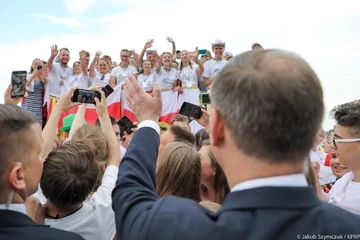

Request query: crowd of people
[{"left": 1, "top": 41, "right": 360, "bottom": 240}]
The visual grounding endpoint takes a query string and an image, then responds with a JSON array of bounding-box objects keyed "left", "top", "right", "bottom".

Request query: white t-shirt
[
  {"left": 48, "top": 63, "right": 73, "bottom": 97},
  {"left": 71, "top": 73, "right": 90, "bottom": 89},
  {"left": 138, "top": 73, "right": 155, "bottom": 91},
  {"left": 111, "top": 65, "right": 138, "bottom": 86},
  {"left": 91, "top": 72, "right": 111, "bottom": 87},
  {"left": 202, "top": 59, "right": 228, "bottom": 79},
  {"left": 44, "top": 165, "right": 118, "bottom": 240},
  {"left": 323, "top": 171, "right": 360, "bottom": 215},
  {"left": 179, "top": 63, "right": 199, "bottom": 88},
  {"left": 155, "top": 67, "right": 179, "bottom": 89}
]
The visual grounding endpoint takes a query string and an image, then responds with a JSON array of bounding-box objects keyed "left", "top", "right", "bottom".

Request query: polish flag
[
  {"left": 159, "top": 91, "right": 179, "bottom": 124},
  {"left": 58, "top": 85, "right": 122, "bottom": 130},
  {"left": 121, "top": 90, "right": 179, "bottom": 125}
]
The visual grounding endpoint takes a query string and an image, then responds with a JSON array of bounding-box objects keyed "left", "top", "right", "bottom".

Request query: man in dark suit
[
  {"left": 113, "top": 50, "right": 360, "bottom": 240},
  {"left": 0, "top": 87, "right": 83, "bottom": 239}
]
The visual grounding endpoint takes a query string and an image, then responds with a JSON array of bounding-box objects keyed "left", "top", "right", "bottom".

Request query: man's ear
[
  {"left": 210, "top": 109, "right": 225, "bottom": 147},
  {"left": 8, "top": 163, "right": 26, "bottom": 192}
]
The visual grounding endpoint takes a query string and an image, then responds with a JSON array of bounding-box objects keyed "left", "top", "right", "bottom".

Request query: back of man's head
[
  {"left": 170, "top": 125, "right": 196, "bottom": 145},
  {"left": 40, "top": 139, "right": 99, "bottom": 210},
  {"left": 211, "top": 49, "right": 324, "bottom": 162},
  {"left": 0, "top": 104, "right": 39, "bottom": 201},
  {"left": 331, "top": 101, "right": 360, "bottom": 137}
]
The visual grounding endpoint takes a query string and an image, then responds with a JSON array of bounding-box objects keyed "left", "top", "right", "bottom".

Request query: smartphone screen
[
  {"left": 11, "top": 71, "right": 27, "bottom": 98},
  {"left": 71, "top": 89, "right": 101, "bottom": 104},
  {"left": 101, "top": 84, "right": 114, "bottom": 98},
  {"left": 179, "top": 102, "right": 203, "bottom": 119},
  {"left": 117, "top": 116, "right": 135, "bottom": 134},
  {"left": 198, "top": 49, "right": 207, "bottom": 55},
  {"left": 200, "top": 93, "right": 211, "bottom": 104}
]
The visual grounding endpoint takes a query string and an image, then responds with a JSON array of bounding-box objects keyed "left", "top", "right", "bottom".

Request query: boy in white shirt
[
  {"left": 323, "top": 100, "right": 360, "bottom": 215},
  {"left": 202, "top": 39, "right": 228, "bottom": 88},
  {"left": 34, "top": 91, "right": 121, "bottom": 240}
]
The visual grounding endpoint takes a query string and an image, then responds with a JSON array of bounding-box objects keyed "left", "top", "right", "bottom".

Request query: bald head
[{"left": 211, "top": 49, "right": 324, "bottom": 163}]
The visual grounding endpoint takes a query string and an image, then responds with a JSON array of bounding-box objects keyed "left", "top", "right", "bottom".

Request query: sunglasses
[{"left": 332, "top": 135, "right": 360, "bottom": 148}]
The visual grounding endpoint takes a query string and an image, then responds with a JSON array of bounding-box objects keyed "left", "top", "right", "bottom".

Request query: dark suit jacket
[
  {"left": 112, "top": 127, "right": 360, "bottom": 240},
  {"left": 0, "top": 209, "right": 84, "bottom": 240}
]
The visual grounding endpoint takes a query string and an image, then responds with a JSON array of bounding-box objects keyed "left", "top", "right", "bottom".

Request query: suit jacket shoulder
[{"left": 0, "top": 210, "right": 84, "bottom": 240}]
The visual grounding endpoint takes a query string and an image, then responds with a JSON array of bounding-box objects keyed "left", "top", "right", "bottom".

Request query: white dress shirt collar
[
  {"left": 0, "top": 203, "right": 26, "bottom": 214},
  {"left": 231, "top": 174, "right": 308, "bottom": 193}
]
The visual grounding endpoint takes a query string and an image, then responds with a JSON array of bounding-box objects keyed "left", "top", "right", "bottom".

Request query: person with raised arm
[
  {"left": 202, "top": 40, "right": 228, "bottom": 88},
  {"left": 47, "top": 45, "right": 73, "bottom": 112},
  {"left": 89, "top": 51, "right": 115, "bottom": 87},
  {"left": 139, "top": 39, "right": 156, "bottom": 71},
  {"left": 61, "top": 51, "right": 90, "bottom": 95},
  {"left": 112, "top": 50, "right": 360, "bottom": 240},
  {"left": 166, "top": 36, "right": 177, "bottom": 60}
]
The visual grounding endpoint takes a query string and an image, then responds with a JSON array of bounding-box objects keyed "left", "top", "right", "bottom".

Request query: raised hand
[
  {"left": 55, "top": 87, "right": 81, "bottom": 113},
  {"left": 94, "top": 89, "right": 108, "bottom": 117},
  {"left": 80, "top": 50, "right": 88, "bottom": 60},
  {"left": 124, "top": 75, "right": 162, "bottom": 123},
  {"left": 193, "top": 47, "right": 199, "bottom": 59},
  {"left": 50, "top": 44, "right": 59, "bottom": 57},
  {"left": 131, "top": 50, "right": 139, "bottom": 60},
  {"left": 154, "top": 53, "right": 162, "bottom": 64},
  {"left": 144, "top": 39, "right": 154, "bottom": 49},
  {"left": 4, "top": 84, "right": 29, "bottom": 105},
  {"left": 94, "top": 50, "right": 102, "bottom": 61},
  {"left": 166, "top": 36, "right": 175, "bottom": 43}
]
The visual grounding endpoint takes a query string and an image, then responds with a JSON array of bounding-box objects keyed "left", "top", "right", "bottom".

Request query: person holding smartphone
[
  {"left": 23, "top": 58, "right": 47, "bottom": 126},
  {"left": 178, "top": 48, "right": 204, "bottom": 134}
]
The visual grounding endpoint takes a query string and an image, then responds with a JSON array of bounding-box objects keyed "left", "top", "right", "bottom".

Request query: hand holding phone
[
  {"left": 117, "top": 116, "right": 137, "bottom": 134},
  {"left": 71, "top": 89, "right": 101, "bottom": 104},
  {"left": 179, "top": 102, "right": 203, "bottom": 119},
  {"left": 101, "top": 84, "right": 114, "bottom": 98},
  {"left": 10, "top": 71, "right": 27, "bottom": 98}
]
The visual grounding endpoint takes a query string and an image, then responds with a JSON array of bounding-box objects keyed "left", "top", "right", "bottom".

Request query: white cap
[
  {"left": 224, "top": 52, "right": 233, "bottom": 58},
  {"left": 212, "top": 39, "right": 226, "bottom": 48}
]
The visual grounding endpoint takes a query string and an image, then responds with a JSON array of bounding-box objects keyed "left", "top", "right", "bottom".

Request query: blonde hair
[
  {"left": 156, "top": 142, "right": 201, "bottom": 201},
  {"left": 199, "top": 201, "right": 221, "bottom": 213}
]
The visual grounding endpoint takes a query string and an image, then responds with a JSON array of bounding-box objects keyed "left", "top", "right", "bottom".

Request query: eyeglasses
[{"left": 332, "top": 136, "right": 360, "bottom": 148}]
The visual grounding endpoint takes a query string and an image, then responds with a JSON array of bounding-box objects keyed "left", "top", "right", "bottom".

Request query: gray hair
[{"left": 211, "top": 49, "right": 324, "bottom": 162}]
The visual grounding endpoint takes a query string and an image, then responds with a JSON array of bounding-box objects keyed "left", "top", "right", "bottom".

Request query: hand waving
[
  {"left": 166, "top": 36, "right": 175, "bottom": 43},
  {"left": 50, "top": 44, "right": 59, "bottom": 57},
  {"left": 144, "top": 39, "right": 154, "bottom": 49},
  {"left": 94, "top": 50, "right": 102, "bottom": 61},
  {"left": 124, "top": 75, "right": 162, "bottom": 123},
  {"left": 193, "top": 47, "right": 199, "bottom": 59}
]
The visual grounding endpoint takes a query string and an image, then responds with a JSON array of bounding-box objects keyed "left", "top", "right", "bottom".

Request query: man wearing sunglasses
[{"left": 323, "top": 100, "right": 360, "bottom": 215}]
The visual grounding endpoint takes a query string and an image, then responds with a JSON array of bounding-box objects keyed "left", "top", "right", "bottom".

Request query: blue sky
[{"left": 0, "top": 0, "right": 359, "bottom": 129}]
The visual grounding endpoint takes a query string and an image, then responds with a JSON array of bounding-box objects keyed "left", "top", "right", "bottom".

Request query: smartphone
[
  {"left": 71, "top": 89, "right": 101, "bottom": 104},
  {"left": 101, "top": 84, "right": 114, "bottom": 98},
  {"left": 198, "top": 49, "right": 207, "bottom": 55},
  {"left": 179, "top": 102, "right": 203, "bottom": 119},
  {"left": 37, "top": 65, "right": 42, "bottom": 70},
  {"left": 199, "top": 92, "right": 211, "bottom": 104},
  {"left": 117, "top": 116, "right": 136, "bottom": 134},
  {"left": 10, "top": 71, "right": 27, "bottom": 98}
]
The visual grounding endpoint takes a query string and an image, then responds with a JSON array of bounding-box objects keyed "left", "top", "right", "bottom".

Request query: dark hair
[
  {"left": 195, "top": 129, "right": 209, "bottom": 150},
  {"left": 40, "top": 139, "right": 99, "bottom": 210},
  {"left": 170, "top": 125, "right": 196, "bottom": 145},
  {"left": 211, "top": 49, "right": 324, "bottom": 163},
  {"left": 330, "top": 100, "right": 360, "bottom": 137},
  {"left": 59, "top": 48, "right": 70, "bottom": 54},
  {"left": 95, "top": 116, "right": 118, "bottom": 126},
  {"left": 0, "top": 105, "right": 38, "bottom": 193},
  {"left": 202, "top": 140, "right": 230, "bottom": 204}
]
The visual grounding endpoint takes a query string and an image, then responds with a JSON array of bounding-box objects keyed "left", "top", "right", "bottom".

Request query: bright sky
[{"left": 0, "top": 0, "right": 359, "bottom": 130}]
